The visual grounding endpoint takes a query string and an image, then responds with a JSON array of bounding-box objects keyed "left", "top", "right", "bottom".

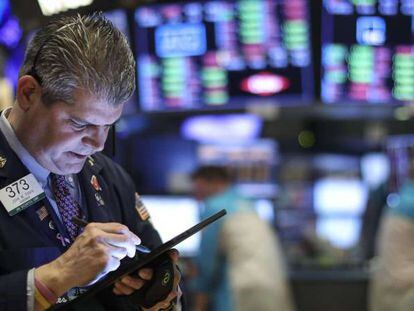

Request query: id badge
[{"left": 0, "top": 174, "right": 45, "bottom": 216}]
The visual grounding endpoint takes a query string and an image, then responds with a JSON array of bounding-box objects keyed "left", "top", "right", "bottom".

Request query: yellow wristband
[{"left": 34, "top": 289, "right": 52, "bottom": 310}]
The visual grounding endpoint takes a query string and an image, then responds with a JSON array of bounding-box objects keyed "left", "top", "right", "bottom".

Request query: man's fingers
[
  {"left": 138, "top": 268, "right": 153, "bottom": 280},
  {"left": 119, "top": 275, "right": 144, "bottom": 290},
  {"left": 166, "top": 290, "right": 178, "bottom": 301},
  {"left": 83, "top": 225, "right": 140, "bottom": 258},
  {"left": 113, "top": 280, "right": 135, "bottom": 295},
  {"left": 86, "top": 222, "right": 141, "bottom": 245},
  {"left": 104, "top": 236, "right": 136, "bottom": 259},
  {"left": 113, "top": 287, "right": 122, "bottom": 295},
  {"left": 103, "top": 255, "right": 121, "bottom": 274},
  {"left": 102, "top": 232, "right": 141, "bottom": 252},
  {"left": 104, "top": 243, "right": 128, "bottom": 260},
  {"left": 113, "top": 275, "right": 145, "bottom": 296},
  {"left": 167, "top": 249, "right": 179, "bottom": 262}
]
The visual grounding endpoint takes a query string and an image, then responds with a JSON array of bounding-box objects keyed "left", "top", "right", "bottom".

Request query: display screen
[
  {"left": 313, "top": 177, "right": 368, "bottom": 216},
  {"left": 316, "top": 217, "right": 362, "bottom": 249},
  {"left": 277, "top": 154, "right": 368, "bottom": 253},
  {"left": 140, "top": 195, "right": 201, "bottom": 257},
  {"left": 133, "top": 0, "right": 314, "bottom": 111},
  {"left": 313, "top": 176, "right": 368, "bottom": 250},
  {"left": 321, "top": 0, "right": 414, "bottom": 104},
  {"left": 360, "top": 152, "right": 390, "bottom": 188},
  {"left": 197, "top": 139, "right": 278, "bottom": 197}
]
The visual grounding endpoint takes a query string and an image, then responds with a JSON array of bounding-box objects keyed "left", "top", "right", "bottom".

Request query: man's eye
[{"left": 71, "top": 120, "right": 87, "bottom": 130}]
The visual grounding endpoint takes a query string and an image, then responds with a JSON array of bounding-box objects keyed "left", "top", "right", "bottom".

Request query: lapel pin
[
  {"left": 49, "top": 220, "right": 56, "bottom": 230},
  {"left": 88, "top": 156, "right": 94, "bottom": 167},
  {"left": 95, "top": 193, "right": 105, "bottom": 206},
  {"left": 135, "top": 193, "right": 150, "bottom": 221},
  {"left": 0, "top": 156, "right": 7, "bottom": 168},
  {"left": 36, "top": 206, "right": 49, "bottom": 221},
  {"left": 90, "top": 175, "right": 102, "bottom": 191}
]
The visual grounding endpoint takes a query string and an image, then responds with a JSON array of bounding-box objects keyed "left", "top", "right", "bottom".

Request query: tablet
[{"left": 47, "top": 209, "right": 227, "bottom": 310}]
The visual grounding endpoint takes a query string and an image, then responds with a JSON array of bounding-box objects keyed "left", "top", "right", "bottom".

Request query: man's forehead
[{"left": 63, "top": 90, "right": 123, "bottom": 124}]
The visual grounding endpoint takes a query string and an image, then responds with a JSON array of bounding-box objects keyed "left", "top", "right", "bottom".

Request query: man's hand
[
  {"left": 113, "top": 249, "right": 182, "bottom": 310},
  {"left": 34, "top": 222, "right": 141, "bottom": 296}
]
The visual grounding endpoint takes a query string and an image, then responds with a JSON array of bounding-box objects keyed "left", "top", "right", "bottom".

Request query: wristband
[
  {"left": 34, "top": 277, "right": 59, "bottom": 304},
  {"left": 34, "top": 289, "right": 52, "bottom": 310}
]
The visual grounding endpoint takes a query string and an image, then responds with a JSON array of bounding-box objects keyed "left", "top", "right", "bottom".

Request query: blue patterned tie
[{"left": 51, "top": 174, "right": 82, "bottom": 241}]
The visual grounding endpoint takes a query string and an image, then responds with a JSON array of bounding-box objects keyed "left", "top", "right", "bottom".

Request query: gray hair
[{"left": 19, "top": 13, "right": 135, "bottom": 106}]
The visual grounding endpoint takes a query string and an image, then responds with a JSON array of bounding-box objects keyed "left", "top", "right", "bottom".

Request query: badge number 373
[
  {"left": 0, "top": 174, "right": 45, "bottom": 216},
  {"left": 5, "top": 179, "right": 30, "bottom": 198}
]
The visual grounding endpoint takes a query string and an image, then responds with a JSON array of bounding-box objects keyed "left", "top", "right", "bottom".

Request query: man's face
[
  {"left": 20, "top": 89, "right": 123, "bottom": 175},
  {"left": 192, "top": 178, "right": 217, "bottom": 201}
]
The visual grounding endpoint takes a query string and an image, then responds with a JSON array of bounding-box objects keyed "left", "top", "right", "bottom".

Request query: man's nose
[{"left": 82, "top": 126, "right": 108, "bottom": 152}]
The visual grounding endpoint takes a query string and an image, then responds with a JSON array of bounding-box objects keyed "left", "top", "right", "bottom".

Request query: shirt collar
[{"left": 0, "top": 107, "right": 50, "bottom": 187}]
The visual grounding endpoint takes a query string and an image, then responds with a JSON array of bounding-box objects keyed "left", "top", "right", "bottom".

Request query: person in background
[
  {"left": 0, "top": 78, "right": 13, "bottom": 111},
  {"left": 369, "top": 162, "right": 414, "bottom": 311},
  {"left": 0, "top": 50, "right": 13, "bottom": 111},
  {"left": 0, "top": 13, "right": 181, "bottom": 311},
  {"left": 190, "top": 165, "right": 295, "bottom": 311}
]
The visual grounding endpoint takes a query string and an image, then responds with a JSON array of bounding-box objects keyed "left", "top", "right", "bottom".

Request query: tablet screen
[{"left": 48, "top": 209, "right": 227, "bottom": 310}]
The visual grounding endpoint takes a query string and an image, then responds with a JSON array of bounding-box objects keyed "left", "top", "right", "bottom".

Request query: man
[
  {"left": 191, "top": 166, "right": 295, "bottom": 311},
  {"left": 0, "top": 14, "right": 180, "bottom": 311},
  {"left": 369, "top": 177, "right": 414, "bottom": 311}
]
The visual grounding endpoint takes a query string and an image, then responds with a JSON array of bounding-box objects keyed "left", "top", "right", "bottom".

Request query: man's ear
[{"left": 16, "top": 75, "right": 42, "bottom": 111}]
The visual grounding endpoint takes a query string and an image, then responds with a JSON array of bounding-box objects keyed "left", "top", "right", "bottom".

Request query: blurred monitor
[
  {"left": 133, "top": 0, "right": 314, "bottom": 111},
  {"left": 316, "top": 216, "right": 362, "bottom": 249},
  {"left": 321, "top": 0, "right": 414, "bottom": 104},
  {"left": 313, "top": 177, "right": 369, "bottom": 216},
  {"left": 360, "top": 152, "right": 390, "bottom": 189},
  {"left": 313, "top": 176, "right": 368, "bottom": 250},
  {"left": 181, "top": 114, "right": 263, "bottom": 144},
  {"left": 198, "top": 139, "right": 278, "bottom": 198},
  {"left": 313, "top": 153, "right": 360, "bottom": 173},
  {"left": 140, "top": 195, "right": 201, "bottom": 257}
]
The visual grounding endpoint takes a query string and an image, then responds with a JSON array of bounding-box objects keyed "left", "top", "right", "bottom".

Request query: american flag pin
[
  {"left": 36, "top": 206, "right": 48, "bottom": 221},
  {"left": 135, "top": 193, "right": 150, "bottom": 221}
]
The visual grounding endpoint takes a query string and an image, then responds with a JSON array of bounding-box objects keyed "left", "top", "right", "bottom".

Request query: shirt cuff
[{"left": 27, "top": 268, "right": 35, "bottom": 311}]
